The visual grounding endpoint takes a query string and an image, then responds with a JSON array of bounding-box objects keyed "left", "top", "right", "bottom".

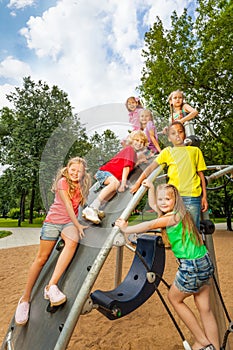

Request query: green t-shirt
[
  {"left": 166, "top": 221, "right": 207, "bottom": 259},
  {"left": 155, "top": 146, "right": 207, "bottom": 197}
]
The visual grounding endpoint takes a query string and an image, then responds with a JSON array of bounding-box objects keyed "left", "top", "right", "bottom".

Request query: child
[
  {"left": 126, "top": 96, "right": 144, "bottom": 131},
  {"left": 139, "top": 109, "right": 161, "bottom": 154},
  {"left": 131, "top": 121, "right": 208, "bottom": 230},
  {"left": 168, "top": 89, "right": 198, "bottom": 125},
  {"left": 15, "top": 157, "right": 91, "bottom": 326},
  {"left": 82, "top": 130, "right": 148, "bottom": 225},
  {"left": 115, "top": 182, "right": 220, "bottom": 350}
]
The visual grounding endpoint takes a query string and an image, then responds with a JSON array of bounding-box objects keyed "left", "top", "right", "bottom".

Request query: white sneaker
[{"left": 82, "top": 206, "right": 101, "bottom": 224}]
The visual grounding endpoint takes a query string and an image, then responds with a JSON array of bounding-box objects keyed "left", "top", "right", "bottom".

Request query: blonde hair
[
  {"left": 156, "top": 183, "right": 202, "bottom": 246},
  {"left": 52, "top": 157, "right": 91, "bottom": 206},
  {"left": 127, "top": 129, "right": 148, "bottom": 146},
  {"left": 125, "top": 96, "right": 143, "bottom": 111},
  {"left": 168, "top": 90, "right": 185, "bottom": 120},
  {"left": 139, "top": 109, "right": 154, "bottom": 121}
]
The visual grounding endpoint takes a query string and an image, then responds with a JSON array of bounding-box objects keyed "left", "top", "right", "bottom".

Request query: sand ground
[{"left": 0, "top": 228, "right": 233, "bottom": 349}]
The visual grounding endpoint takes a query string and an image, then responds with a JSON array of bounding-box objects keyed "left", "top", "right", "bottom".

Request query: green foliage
[
  {"left": 0, "top": 76, "right": 90, "bottom": 217},
  {"left": 85, "top": 129, "right": 121, "bottom": 178},
  {"left": 0, "top": 230, "right": 12, "bottom": 239},
  {"left": 138, "top": 0, "right": 233, "bottom": 214}
]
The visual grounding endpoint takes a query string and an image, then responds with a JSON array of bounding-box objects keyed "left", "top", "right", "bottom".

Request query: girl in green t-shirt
[{"left": 115, "top": 182, "right": 219, "bottom": 350}]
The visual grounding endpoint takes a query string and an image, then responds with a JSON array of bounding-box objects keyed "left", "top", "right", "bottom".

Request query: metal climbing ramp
[{"left": 1, "top": 164, "right": 165, "bottom": 350}]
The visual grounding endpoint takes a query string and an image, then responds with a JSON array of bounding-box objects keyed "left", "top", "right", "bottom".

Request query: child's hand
[
  {"left": 77, "top": 224, "right": 88, "bottom": 239},
  {"left": 115, "top": 218, "right": 128, "bottom": 233},
  {"left": 201, "top": 197, "right": 208, "bottom": 212},
  {"left": 142, "top": 179, "right": 153, "bottom": 189},
  {"left": 130, "top": 181, "right": 140, "bottom": 194},
  {"left": 118, "top": 183, "right": 128, "bottom": 192}
]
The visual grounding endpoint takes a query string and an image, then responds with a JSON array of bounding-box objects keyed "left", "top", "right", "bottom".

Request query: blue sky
[{"left": 0, "top": 0, "right": 196, "bottom": 115}]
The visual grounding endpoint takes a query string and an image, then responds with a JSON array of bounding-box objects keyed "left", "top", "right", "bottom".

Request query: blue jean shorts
[
  {"left": 175, "top": 253, "right": 214, "bottom": 293},
  {"left": 182, "top": 196, "right": 201, "bottom": 230},
  {"left": 40, "top": 221, "right": 76, "bottom": 241},
  {"left": 95, "top": 170, "right": 113, "bottom": 186}
]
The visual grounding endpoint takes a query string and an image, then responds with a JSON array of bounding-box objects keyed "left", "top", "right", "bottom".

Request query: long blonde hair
[
  {"left": 156, "top": 183, "right": 202, "bottom": 245},
  {"left": 168, "top": 89, "right": 185, "bottom": 121},
  {"left": 52, "top": 157, "right": 91, "bottom": 206}
]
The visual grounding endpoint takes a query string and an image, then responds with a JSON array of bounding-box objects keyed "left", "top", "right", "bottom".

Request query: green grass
[
  {"left": 0, "top": 218, "right": 43, "bottom": 228},
  {"left": 0, "top": 230, "right": 13, "bottom": 238}
]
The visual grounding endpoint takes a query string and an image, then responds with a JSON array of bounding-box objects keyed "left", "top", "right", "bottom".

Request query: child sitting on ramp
[
  {"left": 15, "top": 157, "right": 91, "bottom": 326},
  {"left": 115, "top": 181, "right": 220, "bottom": 350},
  {"left": 82, "top": 130, "right": 148, "bottom": 224}
]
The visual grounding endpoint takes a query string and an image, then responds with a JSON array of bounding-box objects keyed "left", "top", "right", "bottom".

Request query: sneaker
[
  {"left": 200, "top": 345, "right": 216, "bottom": 350},
  {"left": 97, "top": 209, "right": 105, "bottom": 220},
  {"left": 15, "top": 297, "right": 30, "bottom": 326},
  {"left": 44, "top": 285, "right": 66, "bottom": 306},
  {"left": 82, "top": 206, "right": 101, "bottom": 224}
]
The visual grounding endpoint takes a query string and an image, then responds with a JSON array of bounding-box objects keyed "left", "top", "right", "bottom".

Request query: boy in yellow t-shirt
[{"left": 131, "top": 121, "right": 207, "bottom": 229}]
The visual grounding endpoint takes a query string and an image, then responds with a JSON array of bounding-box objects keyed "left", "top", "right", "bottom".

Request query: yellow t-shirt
[{"left": 155, "top": 146, "right": 207, "bottom": 197}]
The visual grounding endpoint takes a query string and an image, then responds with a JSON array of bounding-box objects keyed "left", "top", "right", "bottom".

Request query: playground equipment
[{"left": 1, "top": 120, "right": 233, "bottom": 350}]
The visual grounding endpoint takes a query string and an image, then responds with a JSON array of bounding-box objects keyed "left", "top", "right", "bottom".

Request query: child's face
[
  {"left": 168, "top": 123, "right": 185, "bottom": 146},
  {"left": 127, "top": 98, "right": 137, "bottom": 112},
  {"left": 68, "top": 163, "right": 85, "bottom": 183},
  {"left": 140, "top": 110, "right": 151, "bottom": 124},
  {"left": 131, "top": 137, "right": 145, "bottom": 151},
  {"left": 156, "top": 188, "right": 175, "bottom": 214},
  {"left": 170, "top": 92, "right": 183, "bottom": 108}
]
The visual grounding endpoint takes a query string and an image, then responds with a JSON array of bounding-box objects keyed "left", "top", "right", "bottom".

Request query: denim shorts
[
  {"left": 95, "top": 170, "right": 113, "bottom": 186},
  {"left": 182, "top": 196, "right": 201, "bottom": 229},
  {"left": 40, "top": 221, "right": 76, "bottom": 241},
  {"left": 175, "top": 253, "right": 214, "bottom": 293}
]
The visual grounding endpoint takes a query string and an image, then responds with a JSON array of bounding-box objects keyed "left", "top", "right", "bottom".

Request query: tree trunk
[
  {"left": 29, "top": 185, "right": 35, "bottom": 224},
  {"left": 18, "top": 191, "right": 26, "bottom": 227}
]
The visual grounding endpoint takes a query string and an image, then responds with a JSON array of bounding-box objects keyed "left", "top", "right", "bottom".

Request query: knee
[{"left": 36, "top": 253, "right": 50, "bottom": 267}]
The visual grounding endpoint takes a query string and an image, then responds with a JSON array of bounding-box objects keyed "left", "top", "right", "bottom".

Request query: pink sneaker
[
  {"left": 44, "top": 285, "right": 66, "bottom": 306},
  {"left": 15, "top": 297, "right": 30, "bottom": 326}
]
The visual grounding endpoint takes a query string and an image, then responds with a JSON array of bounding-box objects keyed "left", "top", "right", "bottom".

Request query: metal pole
[{"left": 54, "top": 165, "right": 165, "bottom": 350}]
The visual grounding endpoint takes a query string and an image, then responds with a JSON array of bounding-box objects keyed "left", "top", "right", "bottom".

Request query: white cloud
[
  {"left": 0, "top": 0, "right": 197, "bottom": 117},
  {"left": 7, "top": 0, "right": 36, "bottom": 9},
  {"left": 0, "top": 56, "right": 32, "bottom": 81},
  {"left": 0, "top": 84, "right": 15, "bottom": 108}
]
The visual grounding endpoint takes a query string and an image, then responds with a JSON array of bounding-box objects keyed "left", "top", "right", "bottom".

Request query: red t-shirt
[
  {"left": 99, "top": 145, "right": 136, "bottom": 180},
  {"left": 45, "top": 177, "right": 81, "bottom": 224}
]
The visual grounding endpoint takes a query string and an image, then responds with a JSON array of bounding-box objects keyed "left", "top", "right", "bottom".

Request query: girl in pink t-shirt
[{"left": 15, "top": 157, "right": 91, "bottom": 326}]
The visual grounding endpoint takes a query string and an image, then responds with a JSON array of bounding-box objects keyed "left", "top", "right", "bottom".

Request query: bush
[{"left": 7, "top": 208, "right": 20, "bottom": 219}]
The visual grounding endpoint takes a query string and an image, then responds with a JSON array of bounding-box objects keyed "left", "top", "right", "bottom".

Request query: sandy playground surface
[{"left": 0, "top": 228, "right": 233, "bottom": 350}]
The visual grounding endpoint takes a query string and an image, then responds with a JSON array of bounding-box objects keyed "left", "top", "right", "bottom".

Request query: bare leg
[
  {"left": 194, "top": 284, "right": 220, "bottom": 349},
  {"left": 20, "top": 239, "right": 56, "bottom": 302},
  {"left": 47, "top": 233, "right": 78, "bottom": 287},
  {"left": 97, "top": 176, "right": 119, "bottom": 204},
  {"left": 168, "top": 284, "right": 211, "bottom": 349}
]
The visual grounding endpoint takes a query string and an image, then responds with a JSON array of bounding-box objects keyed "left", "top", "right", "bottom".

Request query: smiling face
[
  {"left": 127, "top": 98, "right": 138, "bottom": 112},
  {"left": 168, "top": 122, "right": 185, "bottom": 146},
  {"left": 131, "top": 136, "right": 146, "bottom": 151},
  {"left": 156, "top": 187, "right": 176, "bottom": 214},
  {"left": 139, "top": 110, "right": 152, "bottom": 127},
  {"left": 67, "top": 162, "right": 85, "bottom": 183}
]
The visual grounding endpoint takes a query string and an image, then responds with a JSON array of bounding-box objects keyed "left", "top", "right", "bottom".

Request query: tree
[
  {"left": 0, "top": 77, "right": 89, "bottom": 223},
  {"left": 85, "top": 129, "right": 121, "bottom": 177},
  {"left": 138, "top": 0, "right": 233, "bottom": 213}
]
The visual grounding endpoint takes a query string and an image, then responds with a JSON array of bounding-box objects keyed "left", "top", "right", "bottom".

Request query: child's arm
[
  {"left": 181, "top": 103, "right": 198, "bottom": 124},
  {"left": 118, "top": 166, "right": 130, "bottom": 192},
  {"left": 148, "top": 129, "right": 161, "bottom": 153},
  {"left": 59, "top": 189, "right": 88, "bottom": 239},
  {"left": 115, "top": 214, "right": 176, "bottom": 235},
  {"left": 130, "top": 160, "right": 159, "bottom": 193},
  {"left": 198, "top": 171, "right": 208, "bottom": 212},
  {"left": 142, "top": 179, "right": 157, "bottom": 211}
]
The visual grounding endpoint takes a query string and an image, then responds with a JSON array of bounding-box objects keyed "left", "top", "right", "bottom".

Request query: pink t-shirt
[
  {"left": 128, "top": 108, "right": 143, "bottom": 130},
  {"left": 45, "top": 177, "right": 81, "bottom": 224},
  {"left": 99, "top": 145, "right": 136, "bottom": 180}
]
